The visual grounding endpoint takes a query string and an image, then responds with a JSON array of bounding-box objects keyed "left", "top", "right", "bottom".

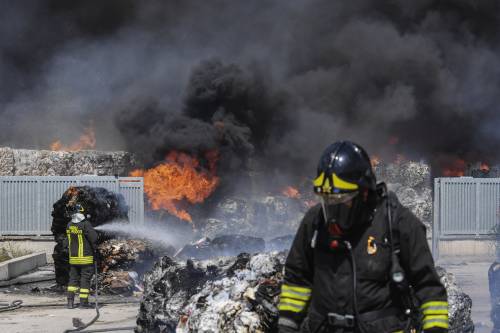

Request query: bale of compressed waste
[{"left": 51, "top": 186, "right": 128, "bottom": 286}]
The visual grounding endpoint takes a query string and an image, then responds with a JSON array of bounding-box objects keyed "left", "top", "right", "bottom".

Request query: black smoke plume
[{"left": 1, "top": 0, "right": 499, "bottom": 183}]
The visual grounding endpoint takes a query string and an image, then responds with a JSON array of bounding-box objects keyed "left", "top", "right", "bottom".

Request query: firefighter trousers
[{"left": 67, "top": 264, "right": 94, "bottom": 299}]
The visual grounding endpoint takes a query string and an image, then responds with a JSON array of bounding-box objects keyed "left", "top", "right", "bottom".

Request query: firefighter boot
[
  {"left": 67, "top": 292, "right": 75, "bottom": 309},
  {"left": 79, "top": 297, "right": 92, "bottom": 309}
]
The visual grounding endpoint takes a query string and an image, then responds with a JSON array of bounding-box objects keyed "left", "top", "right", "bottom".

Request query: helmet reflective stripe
[
  {"left": 332, "top": 173, "right": 358, "bottom": 190},
  {"left": 313, "top": 171, "right": 325, "bottom": 187},
  {"left": 313, "top": 172, "right": 359, "bottom": 193}
]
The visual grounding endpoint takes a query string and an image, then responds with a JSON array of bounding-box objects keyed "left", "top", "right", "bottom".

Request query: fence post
[
  {"left": 0, "top": 179, "right": 2, "bottom": 236},
  {"left": 36, "top": 179, "right": 41, "bottom": 236},
  {"left": 476, "top": 180, "right": 481, "bottom": 237},
  {"left": 139, "top": 178, "right": 144, "bottom": 225},
  {"left": 432, "top": 178, "right": 440, "bottom": 261}
]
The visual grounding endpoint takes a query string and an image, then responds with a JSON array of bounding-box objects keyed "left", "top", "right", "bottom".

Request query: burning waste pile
[
  {"left": 136, "top": 250, "right": 472, "bottom": 333},
  {"left": 96, "top": 239, "right": 156, "bottom": 295},
  {"left": 198, "top": 196, "right": 310, "bottom": 242},
  {"left": 132, "top": 155, "right": 470, "bottom": 332},
  {"left": 195, "top": 159, "right": 432, "bottom": 243},
  {"left": 51, "top": 186, "right": 156, "bottom": 294}
]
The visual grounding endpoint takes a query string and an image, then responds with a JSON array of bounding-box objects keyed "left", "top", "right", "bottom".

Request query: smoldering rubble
[
  {"left": 136, "top": 251, "right": 472, "bottom": 333},
  {"left": 134, "top": 159, "right": 467, "bottom": 332},
  {"left": 195, "top": 159, "right": 433, "bottom": 242},
  {"left": 96, "top": 239, "right": 156, "bottom": 295}
]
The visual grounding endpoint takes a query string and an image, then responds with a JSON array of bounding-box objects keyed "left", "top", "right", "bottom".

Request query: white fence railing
[
  {"left": 433, "top": 177, "right": 500, "bottom": 259},
  {"left": 0, "top": 176, "right": 144, "bottom": 235}
]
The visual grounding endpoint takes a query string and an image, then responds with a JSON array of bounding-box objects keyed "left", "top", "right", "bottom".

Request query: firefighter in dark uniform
[
  {"left": 66, "top": 204, "right": 98, "bottom": 309},
  {"left": 278, "top": 141, "right": 448, "bottom": 333}
]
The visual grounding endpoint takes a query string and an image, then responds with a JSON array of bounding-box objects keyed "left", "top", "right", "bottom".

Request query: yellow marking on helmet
[
  {"left": 332, "top": 173, "right": 359, "bottom": 190},
  {"left": 323, "top": 177, "right": 332, "bottom": 192},
  {"left": 313, "top": 172, "right": 325, "bottom": 187}
]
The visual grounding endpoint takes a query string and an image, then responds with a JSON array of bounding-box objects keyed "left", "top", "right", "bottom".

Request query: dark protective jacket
[
  {"left": 278, "top": 192, "right": 448, "bottom": 332},
  {"left": 66, "top": 217, "right": 98, "bottom": 265}
]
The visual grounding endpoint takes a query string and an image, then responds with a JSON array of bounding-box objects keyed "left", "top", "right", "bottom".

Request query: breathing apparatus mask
[
  {"left": 70, "top": 203, "right": 86, "bottom": 223},
  {"left": 317, "top": 190, "right": 377, "bottom": 234}
]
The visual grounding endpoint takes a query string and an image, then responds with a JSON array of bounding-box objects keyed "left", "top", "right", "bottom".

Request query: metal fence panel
[
  {"left": 119, "top": 178, "right": 145, "bottom": 226},
  {"left": 478, "top": 180, "right": 500, "bottom": 234},
  {"left": 0, "top": 178, "right": 39, "bottom": 234},
  {"left": 441, "top": 178, "right": 477, "bottom": 234},
  {"left": 433, "top": 177, "right": 500, "bottom": 259},
  {"left": 0, "top": 176, "right": 144, "bottom": 235}
]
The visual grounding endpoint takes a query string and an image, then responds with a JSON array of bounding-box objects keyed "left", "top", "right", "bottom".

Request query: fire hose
[
  {"left": 0, "top": 262, "right": 139, "bottom": 332},
  {"left": 62, "top": 260, "right": 136, "bottom": 333},
  {"left": 63, "top": 260, "right": 100, "bottom": 333},
  {"left": 0, "top": 299, "right": 140, "bottom": 312}
]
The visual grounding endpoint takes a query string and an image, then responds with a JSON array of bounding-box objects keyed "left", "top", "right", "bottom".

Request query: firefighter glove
[{"left": 278, "top": 317, "right": 300, "bottom": 333}]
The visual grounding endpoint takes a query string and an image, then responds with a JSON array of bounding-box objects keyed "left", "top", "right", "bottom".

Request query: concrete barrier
[
  {"left": 0, "top": 236, "right": 55, "bottom": 263},
  {"left": 0, "top": 252, "right": 47, "bottom": 281}
]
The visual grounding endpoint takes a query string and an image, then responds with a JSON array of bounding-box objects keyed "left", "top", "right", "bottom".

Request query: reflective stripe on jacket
[
  {"left": 66, "top": 219, "right": 98, "bottom": 265},
  {"left": 279, "top": 191, "right": 448, "bottom": 332}
]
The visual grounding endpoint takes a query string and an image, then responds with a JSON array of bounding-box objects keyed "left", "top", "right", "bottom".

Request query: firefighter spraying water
[{"left": 66, "top": 204, "right": 98, "bottom": 310}]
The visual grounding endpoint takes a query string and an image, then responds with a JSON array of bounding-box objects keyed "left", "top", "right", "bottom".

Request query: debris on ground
[
  {"left": 174, "top": 235, "right": 265, "bottom": 260},
  {"left": 137, "top": 251, "right": 472, "bottom": 332},
  {"left": 136, "top": 252, "right": 284, "bottom": 333},
  {"left": 95, "top": 239, "right": 156, "bottom": 295},
  {"left": 436, "top": 266, "right": 474, "bottom": 333},
  {"left": 98, "top": 239, "right": 155, "bottom": 273}
]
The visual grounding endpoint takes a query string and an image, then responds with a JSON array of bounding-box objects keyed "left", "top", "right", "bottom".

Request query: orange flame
[
  {"left": 480, "top": 162, "right": 490, "bottom": 172},
  {"left": 130, "top": 151, "right": 219, "bottom": 223},
  {"left": 370, "top": 155, "right": 381, "bottom": 168},
  {"left": 51, "top": 126, "right": 96, "bottom": 151},
  {"left": 282, "top": 186, "right": 300, "bottom": 199},
  {"left": 442, "top": 158, "right": 466, "bottom": 177}
]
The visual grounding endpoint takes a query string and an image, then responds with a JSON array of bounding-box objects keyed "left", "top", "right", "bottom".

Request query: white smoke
[{"left": 95, "top": 219, "right": 193, "bottom": 248}]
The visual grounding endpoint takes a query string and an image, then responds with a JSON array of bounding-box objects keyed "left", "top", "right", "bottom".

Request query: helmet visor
[
  {"left": 318, "top": 191, "right": 359, "bottom": 231},
  {"left": 318, "top": 191, "right": 359, "bottom": 206}
]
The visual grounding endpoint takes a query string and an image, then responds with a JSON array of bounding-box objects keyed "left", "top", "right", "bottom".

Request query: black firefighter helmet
[
  {"left": 73, "top": 203, "right": 85, "bottom": 215},
  {"left": 313, "top": 141, "right": 377, "bottom": 233}
]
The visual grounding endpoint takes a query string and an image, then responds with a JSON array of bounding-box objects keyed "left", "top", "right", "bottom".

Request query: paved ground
[
  {"left": 439, "top": 258, "right": 494, "bottom": 333},
  {"left": 0, "top": 291, "right": 139, "bottom": 333},
  {"left": 0, "top": 258, "right": 496, "bottom": 332}
]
